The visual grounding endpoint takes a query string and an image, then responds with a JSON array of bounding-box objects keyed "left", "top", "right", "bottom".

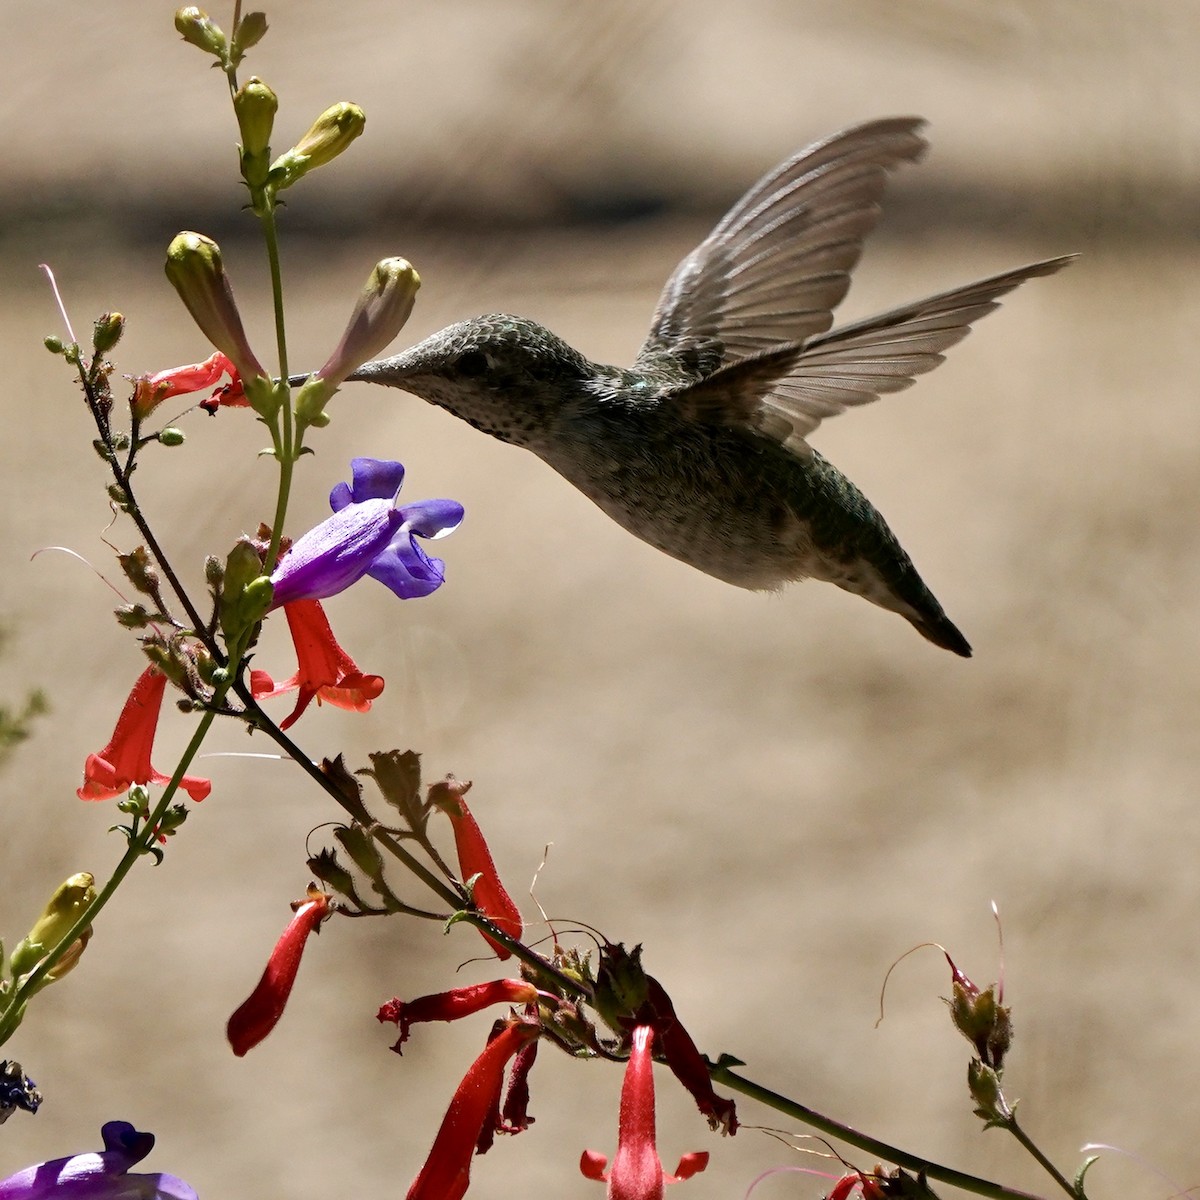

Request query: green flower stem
[
  {"left": 225, "top": 0, "right": 243, "bottom": 93},
  {"left": 709, "top": 1063, "right": 1052, "bottom": 1200},
  {"left": 0, "top": 708, "right": 218, "bottom": 1048},
  {"left": 257, "top": 203, "right": 294, "bottom": 571},
  {"left": 1003, "top": 1117, "right": 1078, "bottom": 1199}
]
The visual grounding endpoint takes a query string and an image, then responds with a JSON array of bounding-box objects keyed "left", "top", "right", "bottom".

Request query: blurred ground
[{"left": 1, "top": 4, "right": 1198, "bottom": 1200}]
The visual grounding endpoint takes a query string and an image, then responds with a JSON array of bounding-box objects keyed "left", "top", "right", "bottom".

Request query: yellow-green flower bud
[
  {"left": 235, "top": 78, "right": 277, "bottom": 155},
  {"left": 92, "top": 312, "right": 124, "bottom": 354},
  {"left": 164, "top": 232, "right": 266, "bottom": 384},
  {"left": 318, "top": 258, "right": 420, "bottom": 389},
  {"left": 175, "top": 7, "right": 228, "bottom": 59},
  {"left": 218, "top": 539, "right": 273, "bottom": 642},
  {"left": 234, "top": 78, "right": 277, "bottom": 189},
  {"left": 269, "top": 102, "right": 365, "bottom": 190},
  {"left": 8, "top": 873, "right": 96, "bottom": 984}
]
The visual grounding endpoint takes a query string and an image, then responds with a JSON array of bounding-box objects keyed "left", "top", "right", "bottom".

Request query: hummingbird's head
[{"left": 347, "top": 314, "right": 593, "bottom": 446}]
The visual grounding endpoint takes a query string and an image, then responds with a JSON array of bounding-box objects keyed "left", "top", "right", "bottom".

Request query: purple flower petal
[
  {"left": 271, "top": 459, "right": 461, "bottom": 608},
  {"left": 397, "top": 498, "right": 465, "bottom": 540},
  {"left": 0, "top": 1123, "right": 198, "bottom": 1200},
  {"left": 271, "top": 498, "right": 400, "bottom": 607},
  {"left": 366, "top": 530, "right": 446, "bottom": 599},
  {"left": 330, "top": 457, "right": 405, "bottom": 512}
]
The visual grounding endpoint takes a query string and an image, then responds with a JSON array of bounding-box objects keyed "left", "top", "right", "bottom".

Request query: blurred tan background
[{"left": 2, "top": 2, "right": 1198, "bottom": 1198}]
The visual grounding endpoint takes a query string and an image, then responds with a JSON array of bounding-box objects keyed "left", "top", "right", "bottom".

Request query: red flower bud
[
  {"left": 430, "top": 779, "right": 523, "bottom": 958},
  {"left": 226, "top": 890, "right": 331, "bottom": 1056}
]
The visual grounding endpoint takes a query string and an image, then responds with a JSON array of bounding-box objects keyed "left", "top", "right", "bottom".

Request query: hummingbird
[{"left": 335, "top": 117, "right": 1073, "bottom": 656}]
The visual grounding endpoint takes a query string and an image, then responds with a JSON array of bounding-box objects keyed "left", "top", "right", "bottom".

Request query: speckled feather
[{"left": 341, "top": 118, "right": 1074, "bottom": 655}]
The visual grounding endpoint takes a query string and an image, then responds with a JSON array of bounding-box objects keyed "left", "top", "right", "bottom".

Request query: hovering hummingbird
[{"left": 333, "top": 117, "right": 1073, "bottom": 655}]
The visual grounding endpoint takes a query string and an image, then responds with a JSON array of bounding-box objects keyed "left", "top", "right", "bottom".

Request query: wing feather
[
  {"left": 667, "top": 256, "right": 1076, "bottom": 450},
  {"left": 635, "top": 118, "right": 929, "bottom": 371}
]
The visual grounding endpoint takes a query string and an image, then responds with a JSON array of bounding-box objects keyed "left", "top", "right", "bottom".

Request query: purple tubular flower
[
  {"left": 0, "top": 1121, "right": 197, "bottom": 1200},
  {"left": 270, "top": 458, "right": 464, "bottom": 608}
]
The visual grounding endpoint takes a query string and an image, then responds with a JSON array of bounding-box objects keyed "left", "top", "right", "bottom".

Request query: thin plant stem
[
  {"left": 1005, "top": 1117, "right": 1078, "bottom": 1199},
  {"left": 81, "top": 368, "right": 218, "bottom": 655},
  {"left": 710, "top": 1063, "right": 1052, "bottom": 1200},
  {"left": 0, "top": 709, "right": 218, "bottom": 1047},
  {"left": 257, "top": 204, "right": 295, "bottom": 571}
]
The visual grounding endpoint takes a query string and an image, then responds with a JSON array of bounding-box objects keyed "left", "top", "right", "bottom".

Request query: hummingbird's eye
[{"left": 455, "top": 350, "right": 489, "bottom": 376}]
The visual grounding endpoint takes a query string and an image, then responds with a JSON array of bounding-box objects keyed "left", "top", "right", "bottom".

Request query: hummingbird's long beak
[{"left": 284, "top": 352, "right": 414, "bottom": 390}]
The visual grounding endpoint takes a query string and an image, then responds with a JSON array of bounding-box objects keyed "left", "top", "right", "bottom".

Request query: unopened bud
[
  {"left": 174, "top": 7, "right": 228, "bottom": 59},
  {"left": 44, "top": 335, "right": 65, "bottom": 354},
  {"left": 158, "top": 428, "right": 186, "bottom": 447},
  {"left": 8, "top": 873, "right": 96, "bottom": 985},
  {"left": 164, "top": 232, "right": 266, "bottom": 384},
  {"left": 92, "top": 312, "right": 124, "bottom": 354},
  {"left": 219, "top": 540, "right": 273, "bottom": 642},
  {"left": 269, "top": 102, "right": 365, "bottom": 190},
  {"left": 317, "top": 258, "right": 420, "bottom": 390},
  {"left": 234, "top": 78, "right": 278, "bottom": 188}
]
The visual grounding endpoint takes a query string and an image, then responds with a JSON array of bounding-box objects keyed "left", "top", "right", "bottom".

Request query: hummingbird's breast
[{"left": 536, "top": 390, "right": 822, "bottom": 589}]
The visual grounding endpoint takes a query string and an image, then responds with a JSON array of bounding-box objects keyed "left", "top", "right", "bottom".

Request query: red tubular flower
[
  {"left": 406, "top": 1021, "right": 539, "bottom": 1200},
  {"left": 581, "top": 1025, "right": 709, "bottom": 1200},
  {"left": 377, "top": 978, "right": 539, "bottom": 1052},
  {"left": 250, "top": 599, "right": 384, "bottom": 730},
  {"left": 226, "top": 890, "right": 331, "bottom": 1056},
  {"left": 130, "top": 351, "right": 237, "bottom": 419},
  {"left": 639, "top": 977, "right": 738, "bottom": 1135},
  {"left": 77, "top": 667, "right": 211, "bottom": 803},
  {"left": 429, "top": 779, "right": 523, "bottom": 959}
]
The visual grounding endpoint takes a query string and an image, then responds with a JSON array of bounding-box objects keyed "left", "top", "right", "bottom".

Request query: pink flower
[
  {"left": 405, "top": 1021, "right": 540, "bottom": 1200},
  {"left": 581, "top": 1025, "right": 709, "bottom": 1200},
  {"left": 429, "top": 779, "right": 523, "bottom": 959},
  {"left": 250, "top": 599, "right": 383, "bottom": 730},
  {"left": 77, "top": 667, "right": 211, "bottom": 803},
  {"left": 226, "top": 890, "right": 332, "bottom": 1056}
]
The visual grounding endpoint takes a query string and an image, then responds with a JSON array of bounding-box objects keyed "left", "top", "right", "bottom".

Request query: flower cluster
[
  {"left": 380, "top": 968, "right": 724, "bottom": 1200},
  {"left": 76, "top": 456, "right": 461, "bottom": 804}
]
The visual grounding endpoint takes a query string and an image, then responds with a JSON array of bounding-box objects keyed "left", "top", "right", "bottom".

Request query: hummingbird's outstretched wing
[
  {"left": 635, "top": 117, "right": 928, "bottom": 373},
  {"left": 669, "top": 255, "right": 1075, "bottom": 454}
]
